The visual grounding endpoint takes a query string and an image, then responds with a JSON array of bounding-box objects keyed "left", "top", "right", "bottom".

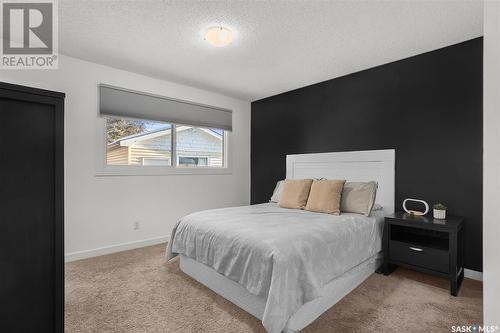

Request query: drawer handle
[{"left": 409, "top": 247, "right": 423, "bottom": 252}]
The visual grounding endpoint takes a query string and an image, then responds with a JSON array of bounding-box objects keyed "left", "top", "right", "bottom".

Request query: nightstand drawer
[{"left": 389, "top": 240, "right": 449, "bottom": 274}]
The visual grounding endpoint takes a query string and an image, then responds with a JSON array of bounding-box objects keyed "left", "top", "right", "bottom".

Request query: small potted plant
[{"left": 433, "top": 203, "right": 447, "bottom": 219}]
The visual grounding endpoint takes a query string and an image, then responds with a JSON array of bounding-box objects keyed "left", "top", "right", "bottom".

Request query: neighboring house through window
[
  {"left": 142, "top": 158, "right": 171, "bottom": 166},
  {"left": 178, "top": 156, "right": 208, "bottom": 167},
  {"left": 105, "top": 117, "right": 225, "bottom": 168}
]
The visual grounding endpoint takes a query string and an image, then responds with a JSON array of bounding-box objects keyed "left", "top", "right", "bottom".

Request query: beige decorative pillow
[
  {"left": 278, "top": 179, "right": 313, "bottom": 209},
  {"left": 305, "top": 179, "right": 346, "bottom": 214},
  {"left": 340, "top": 181, "right": 378, "bottom": 216},
  {"left": 270, "top": 180, "right": 285, "bottom": 203}
]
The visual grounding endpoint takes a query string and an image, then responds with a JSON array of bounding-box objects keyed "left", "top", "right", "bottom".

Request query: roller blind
[{"left": 99, "top": 85, "right": 232, "bottom": 131}]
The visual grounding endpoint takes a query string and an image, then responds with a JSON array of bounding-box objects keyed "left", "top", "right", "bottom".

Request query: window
[
  {"left": 104, "top": 117, "right": 226, "bottom": 170},
  {"left": 106, "top": 118, "right": 172, "bottom": 166},
  {"left": 98, "top": 85, "right": 231, "bottom": 175},
  {"left": 175, "top": 126, "right": 224, "bottom": 168}
]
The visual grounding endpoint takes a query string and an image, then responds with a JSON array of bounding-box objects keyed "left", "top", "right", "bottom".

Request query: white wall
[
  {"left": 483, "top": 0, "right": 500, "bottom": 325},
  {"left": 0, "top": 55, "right": 251, "bottom": 260}
]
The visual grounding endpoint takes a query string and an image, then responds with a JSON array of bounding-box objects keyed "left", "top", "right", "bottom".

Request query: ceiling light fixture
[{"left": 204, "top": 26, "right": 233, "bottom": 47}]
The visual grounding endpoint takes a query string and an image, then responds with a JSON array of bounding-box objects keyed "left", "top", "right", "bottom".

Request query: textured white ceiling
[{"left": 59, "top": 0, "right": 483, "bottom": 101}]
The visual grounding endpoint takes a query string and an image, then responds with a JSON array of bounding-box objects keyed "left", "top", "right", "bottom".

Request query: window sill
[{"left": 95, "top": 166, "right": 233, "bottom": 177}]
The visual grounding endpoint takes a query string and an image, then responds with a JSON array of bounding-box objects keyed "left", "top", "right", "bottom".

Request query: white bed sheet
[{"left": 167, "top": 203, "right": 385, "bottom": 333}]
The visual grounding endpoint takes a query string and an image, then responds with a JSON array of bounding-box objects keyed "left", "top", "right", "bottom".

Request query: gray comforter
[{"left": 166, "top": 203, "right": 384, "bottom": 333}]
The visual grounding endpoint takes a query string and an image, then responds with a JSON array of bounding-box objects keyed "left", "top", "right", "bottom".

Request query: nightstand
[{"left": 382, "top": 212, "right": 464, "bottom": 296}]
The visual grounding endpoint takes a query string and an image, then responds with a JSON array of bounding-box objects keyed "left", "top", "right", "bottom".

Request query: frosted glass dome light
[{"left": 204, "top": 26, "right": 233, "bottom": 47}]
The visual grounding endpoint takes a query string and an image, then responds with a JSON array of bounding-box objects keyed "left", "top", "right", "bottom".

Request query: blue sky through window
[
  {"left": 144, "top": 121, "right": 170, "bottom": 132},
  {"left": 140, "top": 120, "right": 223, "bottom": 137}
]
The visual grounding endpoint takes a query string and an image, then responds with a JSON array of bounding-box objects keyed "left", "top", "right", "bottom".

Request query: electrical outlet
[{"left": 133, "top": 221, "right": 140, "bottom": 230}]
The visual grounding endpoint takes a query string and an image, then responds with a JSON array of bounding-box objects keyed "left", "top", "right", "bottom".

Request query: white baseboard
[
  {"left": 65, "top": 235, "right": 170, "bottom": 262},
  {"left": 464, "top": 268, "right": 483, "bottom": 281}
]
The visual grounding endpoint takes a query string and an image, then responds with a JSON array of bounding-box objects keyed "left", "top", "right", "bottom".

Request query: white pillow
[
  {"left": 270, "top": 180, "right": 285, "bottom": 203},
  {"left": 372, "top": 203, "right": 383, "bottom": 211}
]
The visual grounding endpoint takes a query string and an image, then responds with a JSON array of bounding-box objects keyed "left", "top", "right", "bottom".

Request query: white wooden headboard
[{"left": 286, "top": 149, "right": 395, "bottom": 214}]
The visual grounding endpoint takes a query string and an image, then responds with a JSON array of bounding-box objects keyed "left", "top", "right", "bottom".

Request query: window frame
[{"left": 95, "top": 116, "right": 231, "bottom": 176}]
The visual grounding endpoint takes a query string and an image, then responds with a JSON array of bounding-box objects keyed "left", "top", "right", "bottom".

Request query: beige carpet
[{"left": 66, "top": 244, "right": 482, "bottom": 333}]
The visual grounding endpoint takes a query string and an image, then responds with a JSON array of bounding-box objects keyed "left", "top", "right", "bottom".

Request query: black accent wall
[{"left": 251, "top": 38, "right": 483, "bottom": 271}]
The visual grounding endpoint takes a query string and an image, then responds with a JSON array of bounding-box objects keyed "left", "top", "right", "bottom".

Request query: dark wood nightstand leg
[
  {"left": 383, "top": 263, "right": 397, "bottom": 275},
  {"left": 455, "top": 227, "right": 465, "bottom": 293},
  {"left": 451, "top": 278, "right": 458, "bottom": 296},
  {"left": 382, "top": 222, "right": 391, "bottom": 275},
  {"left": 449, "top": 231, "right": 458, "bottom": 296}
]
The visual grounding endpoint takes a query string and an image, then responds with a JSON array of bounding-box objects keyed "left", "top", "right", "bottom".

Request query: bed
[{"left": 166, "top": 149, "right": 395, "bottom": 333}]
